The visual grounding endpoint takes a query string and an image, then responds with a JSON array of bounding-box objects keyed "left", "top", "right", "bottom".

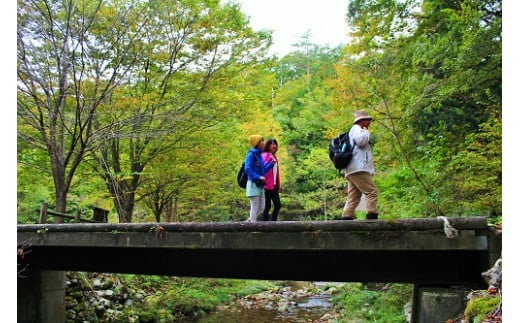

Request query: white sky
[{"left": 233, "top": 0, "right": 351, "bottom": 56}]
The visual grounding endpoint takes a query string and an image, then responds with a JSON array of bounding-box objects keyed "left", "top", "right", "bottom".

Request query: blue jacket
[{"left": 244, "top": 147, "right": 274, "bottom": 182}]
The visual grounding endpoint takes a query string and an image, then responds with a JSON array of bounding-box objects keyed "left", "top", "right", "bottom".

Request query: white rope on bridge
[{"left": 438, "top": 216, "right": 459, "bottom": 238}]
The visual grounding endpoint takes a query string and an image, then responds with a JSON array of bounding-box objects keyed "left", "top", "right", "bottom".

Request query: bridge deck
[{"left": 18, "top": 217, "right": 495, "bottom": 288}]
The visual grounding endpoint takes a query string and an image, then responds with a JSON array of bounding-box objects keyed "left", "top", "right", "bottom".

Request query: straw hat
[{"left": 353, "top": 110, "right": 373, "bottom": 124}]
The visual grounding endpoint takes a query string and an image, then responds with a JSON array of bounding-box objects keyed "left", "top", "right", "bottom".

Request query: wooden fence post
[
  {"left": 39, "top": 203, "right": 48, "bottom": 224},
  {"left": 93, "top": 207, "right": 108, "bottom": 223},
  {"left": 74, "top": 210, "right": 81, "bottom": 223}
]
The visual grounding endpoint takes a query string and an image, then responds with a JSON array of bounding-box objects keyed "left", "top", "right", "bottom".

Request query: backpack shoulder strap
[{"left": 348, "top": 127, "right": 356, "bottom": 148}]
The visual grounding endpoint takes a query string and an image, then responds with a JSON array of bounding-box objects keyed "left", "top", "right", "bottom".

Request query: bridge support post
[
  {"left": 411, "top": 285, "right": 470, "bottom": 323},
  {"left": 18, "top": 269, "right": 66, "bottom": 323}
]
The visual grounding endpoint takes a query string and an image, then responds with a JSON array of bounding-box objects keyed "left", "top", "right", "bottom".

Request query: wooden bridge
[{"left": 17, "top": 216, "right": 501, "bottom": 323}]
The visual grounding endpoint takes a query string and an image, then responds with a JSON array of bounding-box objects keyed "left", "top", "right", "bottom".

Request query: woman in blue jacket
[{"left": 244, "top": 135, "right": 275, "bottom": 222}]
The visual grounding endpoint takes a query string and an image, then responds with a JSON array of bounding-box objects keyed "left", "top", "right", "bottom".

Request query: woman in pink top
[{"left": 261, "top": 138, "right": 282, "bottom": 221}]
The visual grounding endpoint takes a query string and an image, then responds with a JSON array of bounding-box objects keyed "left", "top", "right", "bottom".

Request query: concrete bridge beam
[{"left": 17, "top": 217, "right": 500, "bottom": 323}]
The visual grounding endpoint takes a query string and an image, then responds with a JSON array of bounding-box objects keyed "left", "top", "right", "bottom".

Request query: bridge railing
[{"left": 38, "top": 202, "right": 108, "bottom": 224}]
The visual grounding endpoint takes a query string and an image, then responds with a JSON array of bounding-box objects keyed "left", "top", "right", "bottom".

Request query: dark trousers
[{"left": 262, "top": 189, "right": 281, "bottom": 221}]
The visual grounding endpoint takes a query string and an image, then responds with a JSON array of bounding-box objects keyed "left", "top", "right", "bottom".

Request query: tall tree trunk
[
  {"left": 165, "top": 199, "right": 173, "bottom": 222},
  {"left": 49, "top": 153, "right": 71, "bottom": 223},
  {"left": 54, "top": 189, "right": 68, "bottom": 223},
  {"left": 106, "top": 179, "right": 137, "bottom": 223}
]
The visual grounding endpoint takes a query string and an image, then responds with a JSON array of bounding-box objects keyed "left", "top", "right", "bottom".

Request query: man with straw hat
[{"left": 341, "top": 110, "right": 379, "bottom": 220}]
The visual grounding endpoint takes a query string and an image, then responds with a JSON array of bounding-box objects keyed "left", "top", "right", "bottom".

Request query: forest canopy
[{"left": 17, "top": 0, "right": 502, "bottom": 224}]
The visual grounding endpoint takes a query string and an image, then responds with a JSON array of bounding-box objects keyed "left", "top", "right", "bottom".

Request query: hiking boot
[{"left": 366, "top": 213, "right": 378, "bottom": 220}]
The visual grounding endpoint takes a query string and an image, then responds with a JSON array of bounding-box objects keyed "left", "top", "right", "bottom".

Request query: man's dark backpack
[
  {"left": 329, "top": 130, "right": 355, "bottom": 172},
  {"left": 237, "top": 162, "right": 248, "bottom": 188}
]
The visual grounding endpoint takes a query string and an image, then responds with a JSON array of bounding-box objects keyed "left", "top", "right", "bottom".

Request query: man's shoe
[
  {"left": 340, "top": 216, "right": 355, "bottom": 220},
  {"left": 366, "top": 213, "right": 378, "bottom": 220}
]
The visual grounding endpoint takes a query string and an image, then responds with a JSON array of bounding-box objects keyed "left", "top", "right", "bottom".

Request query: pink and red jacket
[{"left": 261, "top": 152, "right": 281, "bottom": 191}]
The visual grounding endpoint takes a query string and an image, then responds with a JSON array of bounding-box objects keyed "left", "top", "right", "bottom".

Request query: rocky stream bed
[{"left": 64, "top": 273, "right": 342, "bottom": 322}]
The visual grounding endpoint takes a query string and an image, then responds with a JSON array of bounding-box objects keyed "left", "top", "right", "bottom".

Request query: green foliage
[
  {"left": 108, "top": 275, "right": 276, "bottom": 321},
  {"left": 332, "top": 283, "right": 413, "bottom": 322},
  {"left": 376, "top": 166, "right": 431, "bottom": 218},
  {"left": 464, "top": 294, "right": 501, "bottom": 323},
  {"left": 18, "top": 0, "right": 502, "bottom": 223},
  {"left": 325, "top": 0, "right": 501, "bottom": 218},
  {"left": 446, "top": 117, "right": 502, "bottom": 217},
  {"left": 17, "top": 147, "right": 53, "bottom": 223}
]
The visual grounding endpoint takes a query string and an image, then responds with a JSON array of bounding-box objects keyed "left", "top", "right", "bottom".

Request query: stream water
[{"left": 178, "top": 282, "right": 341, "bottom": 323}]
